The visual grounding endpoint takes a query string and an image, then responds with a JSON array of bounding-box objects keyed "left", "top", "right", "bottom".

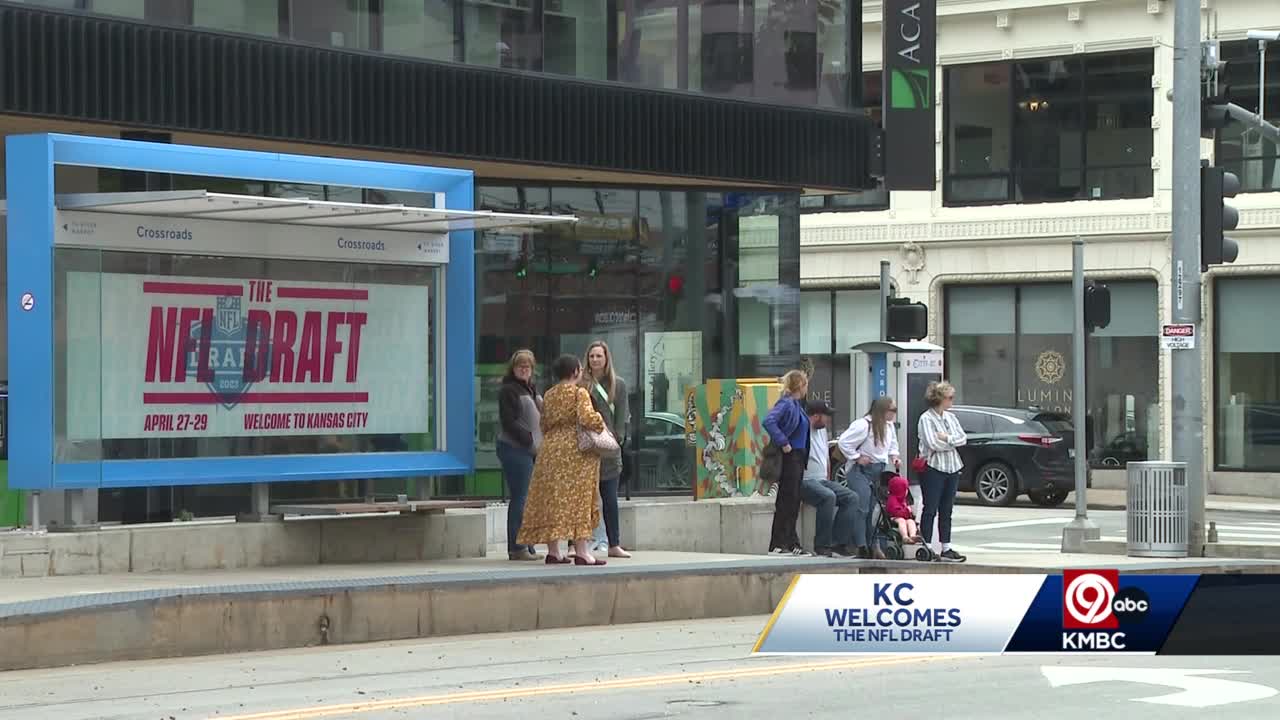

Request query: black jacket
[{"left": 497, "top": 374, "right": 541, "bottom": 450}]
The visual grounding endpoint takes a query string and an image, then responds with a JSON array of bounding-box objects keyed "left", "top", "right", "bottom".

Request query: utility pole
[
  {"left": 879, "top": 259, "right": 891, "bottom": 342},
  {"left": 1172, "top": 0, "right": 1206, "bottom": 554},
  {"left": 1062, "top": 237, "right": 1099, "bottom": 552}
]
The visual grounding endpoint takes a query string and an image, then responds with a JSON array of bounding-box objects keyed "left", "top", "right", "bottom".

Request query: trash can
[{"left": 1126, "top": 461, "right": 1189, "bottom": 558}]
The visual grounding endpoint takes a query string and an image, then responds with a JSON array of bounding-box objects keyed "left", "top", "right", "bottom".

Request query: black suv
[{"left": 948, "top": 405, "right": 1079, "bottom": 507}]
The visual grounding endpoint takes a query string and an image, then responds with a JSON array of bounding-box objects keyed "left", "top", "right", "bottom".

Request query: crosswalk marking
[{"left": 949, "top": 518, "right": 1070, "bottom": 533}]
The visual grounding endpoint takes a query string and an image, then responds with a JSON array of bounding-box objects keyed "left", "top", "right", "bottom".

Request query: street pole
[
  {"left": 1172, "top": 0, "right": 1207, "bottom": 554},
  {"left": 1062, "top": 236, "right": 1100, "bottom": 553},
  {"left": 1260, "top": 40, "right": 1267, "bottom": 125},
  {"left": 879, "top": 259, "right": 891, "bottom": 342}
]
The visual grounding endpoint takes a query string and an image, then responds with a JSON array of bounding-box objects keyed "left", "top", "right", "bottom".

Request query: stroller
[{"left": 870, "top": 470, "right": 908, "bottom": 560}]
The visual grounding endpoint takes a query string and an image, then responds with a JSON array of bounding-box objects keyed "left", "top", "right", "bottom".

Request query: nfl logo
[
  {"left": 216, "top": 296, "right": 242, "bottom": 335},
  {"left": 187, "top": 294, "right": 265, "bottom": 410}
]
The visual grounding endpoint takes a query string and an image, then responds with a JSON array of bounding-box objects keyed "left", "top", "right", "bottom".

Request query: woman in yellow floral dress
[{"left": 516, "top": 354, "right": 610, "bottom": 566}]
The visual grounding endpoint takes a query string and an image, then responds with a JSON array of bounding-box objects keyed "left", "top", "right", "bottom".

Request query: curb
[{"left": 4, "top": 557, "right": 1278, "bottom": 672}]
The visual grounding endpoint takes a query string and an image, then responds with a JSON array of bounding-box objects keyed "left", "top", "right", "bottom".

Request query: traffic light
[
  {"left": 885, "top": 297, "right": 927, "bottom": 341},
  {"left": 659, "top": 272, "right": 684, "bottom": 323},
  {"left": 1084, "top": 280, "right": 1110, "bottom": 332},
  {"left": 1201, "top": 96, "right": 1232, "bottom": 139},
  {"left": 514, "top": 253, "right": 528, "bottom": 278},
  {"left": 1201, "top": 164, "right": 1240, "bottom": 269}
]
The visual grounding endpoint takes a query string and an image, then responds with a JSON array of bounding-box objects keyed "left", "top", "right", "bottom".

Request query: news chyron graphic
[
  {"left": 1002, "top": 569, "right": 1198, "bottom": 653},
  {"left": 1056, "top": 569, "right": 1153, "bottom": 649},
  {"left": 752, "top": 572, "right": 1210, "bottom": 655}
]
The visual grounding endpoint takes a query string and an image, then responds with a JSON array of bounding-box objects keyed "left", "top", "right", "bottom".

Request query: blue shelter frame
[{"left": 5, "top": 133, "right": 477, "bottom": 490}]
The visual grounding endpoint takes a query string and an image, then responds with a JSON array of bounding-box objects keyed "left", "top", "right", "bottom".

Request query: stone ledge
[{"left": 0, "top": 510, "right": 488, "bottom": 578}]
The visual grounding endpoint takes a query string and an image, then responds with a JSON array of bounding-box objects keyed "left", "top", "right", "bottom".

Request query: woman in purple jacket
[{"left": 763, "top": 369, "right": 812, "bottom": 556}]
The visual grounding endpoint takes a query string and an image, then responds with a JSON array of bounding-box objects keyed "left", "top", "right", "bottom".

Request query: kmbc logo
[{"left": 1062, "top": 569, "right": 1150, "bottom": 630}]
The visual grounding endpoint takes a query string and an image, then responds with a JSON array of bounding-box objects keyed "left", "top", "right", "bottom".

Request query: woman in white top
[
  {"left": 837, "top": 396, "right": 900, "bottom": 559},
  {"left": 916, "top": 381, "right": 967, "bottom": 563}
]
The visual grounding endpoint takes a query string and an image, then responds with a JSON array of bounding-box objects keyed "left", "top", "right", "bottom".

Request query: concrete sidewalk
[
  {"left": 2, "top": 546, "right": 1278, "bottom": 672},
  {"left": 6, "top": 545, "right": 1277, "bottom": 608}
]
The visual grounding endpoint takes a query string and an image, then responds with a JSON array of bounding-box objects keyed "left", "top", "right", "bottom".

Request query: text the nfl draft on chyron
[{"left": 752, "top": 572, "right": 1280, "bottom": 655}]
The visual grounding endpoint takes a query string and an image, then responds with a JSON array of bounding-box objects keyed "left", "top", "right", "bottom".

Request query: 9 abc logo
[{"left": 1062, "top": 569, "right": 1150, "bottom": 629}]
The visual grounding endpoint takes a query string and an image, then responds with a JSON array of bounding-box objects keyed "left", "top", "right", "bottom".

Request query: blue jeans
[
  {"left": 800, "top": 476, "right": 857, "bottom": 549},
  {"left": 598, "top": 470, "right": 621, "bottom": 548},
  {"left": 497, "top": 440, "right": 536, "bottom": 554},
  {"left": 846, "top": 461, "right": 883, "bottom": 548},
  {"left": 921, "top": 466, "right": 960, "bottom": 545}
]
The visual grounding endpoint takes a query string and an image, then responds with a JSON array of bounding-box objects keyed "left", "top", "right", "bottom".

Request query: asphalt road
[
  {"left": 1, "top": 617, "right": 1276, "bottom": 720},
  {"left": 947, "top": 505, "right": 1280, "bottom": 553}
]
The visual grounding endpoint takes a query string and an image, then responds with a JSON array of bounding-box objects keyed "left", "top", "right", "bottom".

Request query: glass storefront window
[
  {"left": 91, "top": 0, "right": 147, "bottom": 19},
  {"left": 800, "top": 288, "right": 874, "bottom": 429},
  {"left": 834, "top": 289, "right": 879, "bottom": 351},
  {"left": 800, "top": 290, "right": 832, "bottom": 355},
  {"left": 18, "top": 0, "right": 855, "bottom": 108},
  {"left": 291, "top": 0, "right": 375, "bottom": 50},
  {"left": 946, "top": 281, "right": 1157, "bottom": 467},
  {"left": 1216, "top": 277, "right": 1280, "bottom": 470},
  {"left": 816, "top": 0, "right": 848, "bottom": 108},
  {"left": 464, "top": 0, "right": 539, "bottom": 70},
  {"left": 751, "top": 0, "right": 817, "bottom": 105},
  {"left": 545, "top": 0, "right": 609, "bottom": 80},
  {"left": 619, "top": 0, "right": 682, "bottom": 89},
  {"left": 473, "top": 184, "right": 798, "bottom": 496},
  {"left": 193, "top": 0, "right": 280, "bottom": 37},
  {"left": 944, "top": 51, "right": 1154, "bottom": 205},
  {"left": 947, "top": 286, "right": 1017, "bottom": 408},
  {"left": 382, "top": 0, "right": 457, "bottom": 61},
  {"left": 946, "top": 63, "right": 1013, "bottom": 204}
]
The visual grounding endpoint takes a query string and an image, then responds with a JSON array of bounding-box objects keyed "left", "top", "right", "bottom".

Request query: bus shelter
[{"left": 5, "top": 133, "right": 573, "bottom": 526}]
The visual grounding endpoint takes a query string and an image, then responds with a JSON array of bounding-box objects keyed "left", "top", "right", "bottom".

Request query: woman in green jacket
[{"left": 580, "top": 340, "right": 632, "bottom": 558}]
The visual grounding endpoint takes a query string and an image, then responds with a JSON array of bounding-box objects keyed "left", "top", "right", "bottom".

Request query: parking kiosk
[
  {"left": 850, "top": 340, "right": 944, "bottom": 482},
  {"left": 6, "top": 134, "right": 574, "bottom": 526}
]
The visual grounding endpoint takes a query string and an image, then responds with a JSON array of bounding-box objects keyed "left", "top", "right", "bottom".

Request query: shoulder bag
[
  {"left": 579, "top": 424, "right": 620, "bottom": 456},
  {"left": 577, "top": 383, "right": 620, "bottom": 456}
]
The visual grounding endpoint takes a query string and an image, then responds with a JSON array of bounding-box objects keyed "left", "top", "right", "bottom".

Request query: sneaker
[
  {"left": 508, "top": 549, "right": 538, "bottom": 561},
  {"left": 832, "top": 544, "right": 856, "bottom": 558},
  {"left": 769, "top": 547, "right": 788, "bottom": 555},
  {"left": 917, "top": 546, "right": 939, "bottom": 562},
  {"left": 767, "top": 483, "right": 778, "bottom": 497},
  {"left": 940, "top": 549, "right": 967, "bottom": 563},
  {"left": 871, "top": 545, "right": 887, "bottom": 560},
  {"left": 790, "top": 547, "right": 813, "bottom": 557}
]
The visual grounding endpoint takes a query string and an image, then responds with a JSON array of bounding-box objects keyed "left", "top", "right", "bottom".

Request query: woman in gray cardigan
[{"left": 580, "top": 340, "right": 632, "bottom": 558}]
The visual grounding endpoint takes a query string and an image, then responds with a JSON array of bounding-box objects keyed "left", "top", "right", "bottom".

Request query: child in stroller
[
  {"left": 885, "top": 474, "right": 922, "bottom": 545},
  {"left": 870, "top": 470, "right": 911, "bottom": 560}
]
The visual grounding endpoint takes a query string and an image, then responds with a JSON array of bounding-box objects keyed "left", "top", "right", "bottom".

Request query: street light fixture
[{"left": 1246, "top": 30, "right": 1279, "bottom": 122}]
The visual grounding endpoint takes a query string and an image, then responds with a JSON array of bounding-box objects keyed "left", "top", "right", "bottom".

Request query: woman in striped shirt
[{"left": 916, "top": 381, "right": 967, "bottom": 563}]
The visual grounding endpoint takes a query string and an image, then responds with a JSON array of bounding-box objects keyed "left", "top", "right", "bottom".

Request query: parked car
[
  {"left": 1089, "top": 431, "right": 1148, "bottom": 467},
  {"left": 632, "top": 411, "right": 694, "bottom": 492},
  {"left": 947, "top": 405, "right": 1081, "bottom": 508}
]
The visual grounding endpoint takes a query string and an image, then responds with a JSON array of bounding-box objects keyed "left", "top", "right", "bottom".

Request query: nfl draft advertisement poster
[
  {"left": 65, "top": 272, "right": 431, "bottom": 440},
  {"left": 754, "top": 572, "right": 1280, "bottom": 655}
]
